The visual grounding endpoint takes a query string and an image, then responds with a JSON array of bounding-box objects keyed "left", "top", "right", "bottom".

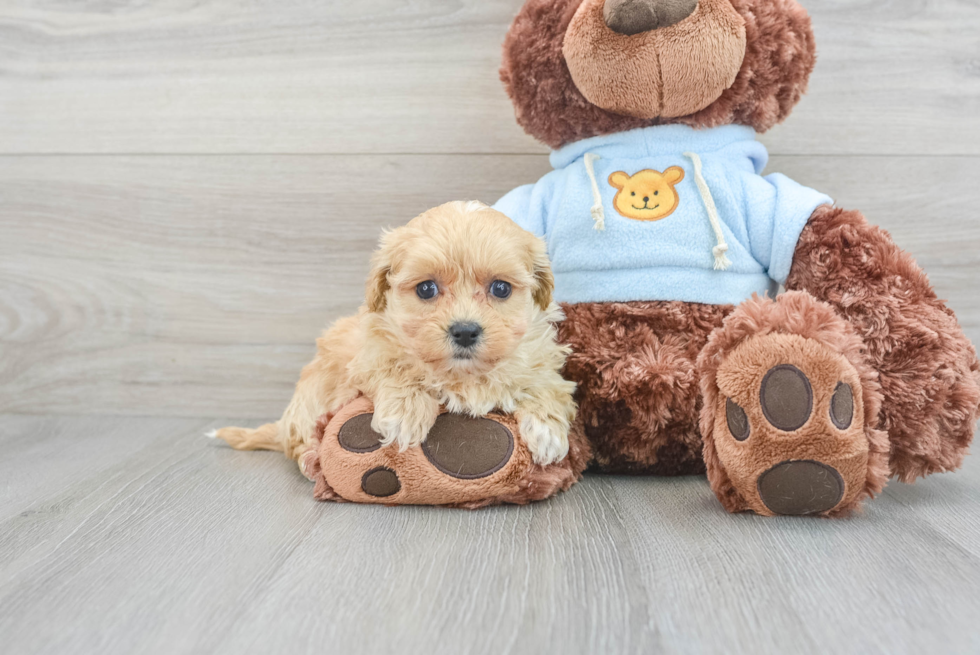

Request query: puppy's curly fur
[{"left": 214, "top": 201, "right": 577, "bottom": 475}]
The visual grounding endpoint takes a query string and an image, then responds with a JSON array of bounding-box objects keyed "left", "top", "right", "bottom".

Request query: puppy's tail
[{"left": 207, "top": 423, "right": 282, "bottom": 452}]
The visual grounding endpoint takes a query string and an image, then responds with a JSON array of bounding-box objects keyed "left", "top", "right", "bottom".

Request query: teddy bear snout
[{"left": 603, "top": 0, "right": 699, "bottom": 36}]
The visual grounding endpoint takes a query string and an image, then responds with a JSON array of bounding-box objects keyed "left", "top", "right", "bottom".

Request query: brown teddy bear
[
  {"left": 311, "top": 0, "right": 978, "bottom": 516},
  {"left": 489, "top": 0, "right": 980, "bottom": 516}
]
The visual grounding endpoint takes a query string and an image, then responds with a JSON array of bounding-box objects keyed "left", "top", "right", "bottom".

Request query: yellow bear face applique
[{"left": 608, "top": 167, "right": 685, "bottom": 221}]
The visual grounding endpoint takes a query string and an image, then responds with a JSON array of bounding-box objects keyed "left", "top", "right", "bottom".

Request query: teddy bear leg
[
  {"left": 559, "top": 300, "right": 732, "bottom": 475},
  {"left": 788, "top": 205, "right": 980, "bottom": 481},
  {"left": 307, "top": 397, "right": 591, "bottom": 508},
  {"left": 697, "top": 291, "right": 892, "bottom": 516}
]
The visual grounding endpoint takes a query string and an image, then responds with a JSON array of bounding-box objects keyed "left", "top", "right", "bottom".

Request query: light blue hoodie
[{"left": 493, "top": 124, "right": 833, "bottom": 306}]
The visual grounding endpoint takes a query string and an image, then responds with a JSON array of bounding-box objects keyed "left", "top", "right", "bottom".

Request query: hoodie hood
[{"left": 550, "top": 124, "right": 767, "bottom": 173}]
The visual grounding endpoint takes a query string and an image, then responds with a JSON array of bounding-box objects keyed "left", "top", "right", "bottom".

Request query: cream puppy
[{"left": 212, "top": 201, "right": 577, "bottom": 475}]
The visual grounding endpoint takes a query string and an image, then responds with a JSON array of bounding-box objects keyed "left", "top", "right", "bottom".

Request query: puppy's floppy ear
[
  {"left": 527, "top": 234, "right": 555, "bottom": 311},
  {"left": 365, "top": 235, "right": 394, "bottom": 313}
]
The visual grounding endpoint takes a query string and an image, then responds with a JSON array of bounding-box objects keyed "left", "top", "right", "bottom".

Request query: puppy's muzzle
[{"left": 449, "top": 322, "right": 483, "bottom": 350}]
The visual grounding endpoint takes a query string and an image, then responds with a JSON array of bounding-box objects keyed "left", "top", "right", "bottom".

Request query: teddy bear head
[{"left": 500, "top": 0, "right": 817, "bottom": 149}]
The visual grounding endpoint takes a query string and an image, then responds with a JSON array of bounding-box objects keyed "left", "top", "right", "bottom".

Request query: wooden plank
[
  {"left": 764, "top": 0, "right": 980, "bottom": 156},
  {"left": 1, "top": 153, "right": 977, "bottom": 418},
  {"left": 0, "top": 415, "right": 977, "bottom": 654},
  {"left": 606, "top": 454, "right": 980, "bottom": 654},
  {"left": 1, "top": 0, "right": 979, "bottom": 155},
  {"left": 0, "top": 415, "right": 323, "bottom": 652},
  {"left": 0, "top": 415, "right": 655, "bottom": 654},
  {"left": 0, "top": 414, "right": 203, "bottom": 522},
  {"left": 882, "top": 450, "right": 980, "bottom": 560},
  {"left": 0, "top": 0, "right": 535, "bottom": 155}
]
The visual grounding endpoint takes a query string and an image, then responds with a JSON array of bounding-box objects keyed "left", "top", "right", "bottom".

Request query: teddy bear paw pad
[
  {"left": 360, "top": 467, "right": 401, "bottom": 497},
  {"left": 338, "top": 414, "right": 383, "bottom": 453},
  {"left": 421, "top": 414, "right": 514, "bottom": 479},
  {"left": 756, "top": 459, "right": 844, "bottom": 516}
]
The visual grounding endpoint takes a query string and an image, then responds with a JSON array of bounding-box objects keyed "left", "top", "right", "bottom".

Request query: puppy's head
[{"left": 365, "top": 201, "right": 555, "bottom": 373}]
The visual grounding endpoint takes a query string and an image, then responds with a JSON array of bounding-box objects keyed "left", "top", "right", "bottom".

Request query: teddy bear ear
[
  {"left": 664, "top": 166, "right": 685, "bottom": 185},
  {"left": 608, "top": 171, "right": 629, "bottom": 189}
]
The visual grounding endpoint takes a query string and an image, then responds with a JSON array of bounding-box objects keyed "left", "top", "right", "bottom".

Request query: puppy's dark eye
[
  {"left": 631, "top": 191, "right": 636, "bottom": 196},
  {"left": 489, "top": 280, "right": 512, "bottom": 299},
  {"left": 416, "top": 280, "right": 438, "bottom": 300},
  {"left": 654, "top": 190, "right": 659, "bottom": 196}
]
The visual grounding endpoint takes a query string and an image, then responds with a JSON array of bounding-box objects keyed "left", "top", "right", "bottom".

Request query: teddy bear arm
[{"left": 785, "top": 205, "right": 980, "bottom": 480}]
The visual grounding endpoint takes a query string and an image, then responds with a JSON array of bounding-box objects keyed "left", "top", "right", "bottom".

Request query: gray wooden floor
[
  {"left": 2, "top": 1, "right": 979, "bottom": 653},
  {"left": 2, "top": 416, "right": 979, "bottom": 654}
]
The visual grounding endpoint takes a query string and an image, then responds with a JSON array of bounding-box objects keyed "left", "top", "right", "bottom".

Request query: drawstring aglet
[
  {"left": 712, "top": 244, "right": 732, "bottom": 271},
  {"left": 590, "top": 205, "right": 605, "bottom": 231}
]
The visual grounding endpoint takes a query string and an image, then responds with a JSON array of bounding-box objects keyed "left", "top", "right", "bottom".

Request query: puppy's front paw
[
  {"left": 371, "top": 394, "right": 439, "bottom": 452},
  {"left": 298, "top": 448, "right": 319, "bottom": 481},
  {"left": 520, "top": 414, "right": 570, "bottom": 465}
]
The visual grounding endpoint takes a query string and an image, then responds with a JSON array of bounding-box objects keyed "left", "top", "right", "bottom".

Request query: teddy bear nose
[
  {"left": 643, "top": 196, "right": 650, "bottom": 202},
  {"left": 603, "top": 0, "right": 699, "bottom": 35}
]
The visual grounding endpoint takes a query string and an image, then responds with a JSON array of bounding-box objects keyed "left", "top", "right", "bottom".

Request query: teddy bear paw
[
  {"left": 311, "top": 397, "right": 582, "bottom": 507},
  {"left": 710, "top": 332, "right": 877, "bottom": 517}
]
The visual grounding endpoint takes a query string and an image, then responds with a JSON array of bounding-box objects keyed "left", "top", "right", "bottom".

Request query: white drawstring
[
  {"left": 583, "top": 152, "right": 605, "bottom": 231},
  {"left": 684, "top": 151, "right": 732, "bottom": 271}
]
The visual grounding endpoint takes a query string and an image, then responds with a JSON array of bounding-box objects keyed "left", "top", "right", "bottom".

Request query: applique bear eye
[{"left": 416, "top": 280, "right": 439, "bottom": 300}]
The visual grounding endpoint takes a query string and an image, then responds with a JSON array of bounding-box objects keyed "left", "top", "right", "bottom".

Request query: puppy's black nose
[{"left": 449, "top": 322, "right": 482, "bottom": 349}]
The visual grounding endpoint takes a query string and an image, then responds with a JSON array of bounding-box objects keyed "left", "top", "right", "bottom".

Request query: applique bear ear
[
  {"left": 664, "top": 166, "right": 685, "bottom": 185},
  {"left": 608, "top": 171, "right": 630, "bottom": 189}
]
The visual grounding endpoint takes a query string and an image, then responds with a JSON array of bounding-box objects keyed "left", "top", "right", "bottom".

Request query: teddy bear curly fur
[{"left": 497, "top": 0, "right": 980, "bottom": 515}]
